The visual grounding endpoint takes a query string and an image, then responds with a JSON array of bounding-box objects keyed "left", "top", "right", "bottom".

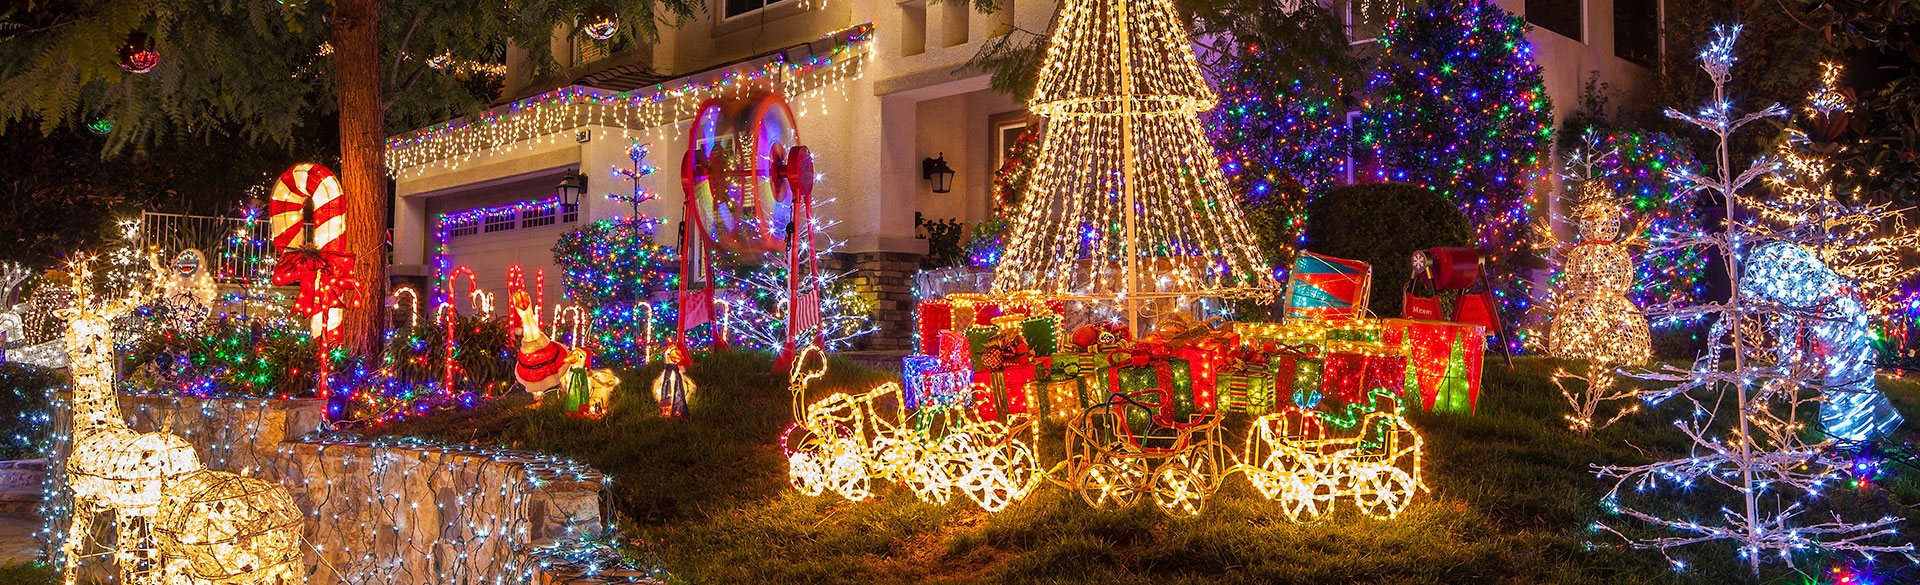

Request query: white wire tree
[
  {"left": 1593, "top": 26, "right": 1911, "bottom": 572},
  {"left": 726, "top": 196, "right": 877, "bottom": 351}
]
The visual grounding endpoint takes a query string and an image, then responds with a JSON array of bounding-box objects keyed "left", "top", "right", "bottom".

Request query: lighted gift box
[
  {"left": 1383, "top": 318, "right": 1485, "bottom": 413},
  {"left": 1020, "top": 315, "right": 1060, "bottom": 357},
  {"left": 916, "top": 298, "right": 952, "bottom": 354},
  {"left": 1320, "top": 352, "right": 1408, "bottom": 408},
  {"left": 972, "top": 361, "right": 1036, "bottom": 422},
  {"left": 1040, "top": 374, "right": 1092, "bottom": 423},
  {"left": 1218, "top": 362, "right": 1276, "bottom": 413},
  {"left": 902, "top": 354, "right": 972, "bottom": 413}
]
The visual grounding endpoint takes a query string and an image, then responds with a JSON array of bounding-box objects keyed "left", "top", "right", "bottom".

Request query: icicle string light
[{"left": 386, "top": 24, "right": 872, "bottom": 177}]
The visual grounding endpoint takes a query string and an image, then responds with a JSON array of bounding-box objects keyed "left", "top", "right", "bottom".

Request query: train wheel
[
  {"left": 905, "top": 454, "right": 953, "bottom": 505},
  {"left": 1353, "top": 467, "right": 1417, "bottom": 519},
  {"left": 1076, "top": 459, "right": 1145, "bottom": 509},
  {"left": 788, "top": 451, "right": 826, "bottom": 497},
  {"left": 1283, "top": 473, "right": 1338, "bottom": 523},
  {"left": 1151, "top": 464, "right": 1207, "bottom": 518}
]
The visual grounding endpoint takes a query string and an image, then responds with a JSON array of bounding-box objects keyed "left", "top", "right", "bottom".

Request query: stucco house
[{"left": 384, "top": 0, "right": 1664, "bottom": 350}]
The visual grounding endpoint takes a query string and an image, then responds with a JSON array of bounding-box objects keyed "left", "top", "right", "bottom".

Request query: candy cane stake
[{"left": 269, "top": 163, "right": 356, "bottom": 407}]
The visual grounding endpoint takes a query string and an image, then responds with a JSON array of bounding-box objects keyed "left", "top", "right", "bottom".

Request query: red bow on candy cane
[{"left": 272, "top": 248, "right": 360, "bottom": 318}]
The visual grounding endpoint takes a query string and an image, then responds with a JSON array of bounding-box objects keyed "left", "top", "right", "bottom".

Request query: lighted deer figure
[{"left": 57, "top": 258, "right": 304, "bottom": 585}]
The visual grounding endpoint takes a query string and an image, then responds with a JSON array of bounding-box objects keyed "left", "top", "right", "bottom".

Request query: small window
[
  {"left": 1614, "top": 0, "right": 1658, "bottom": 66},
  {"left": 521, "top": 203, "right": 558, "bottom": 228},
  {"left": 483, "top": 208, "right": 516, "bottom": 233},
  {"left": 1526, "top": 0, "right": 1583, "bottom": 43},
  {"left": 446, "top": 216, "right": 480, "bottom": 238},
  {"left": 1347, "top": 1, "right": 1389, "bottom": 44},
  {"left": 901, "top": 1, "right": 927, "bottom": 57},
  {"left": 724, "top": 0, "right": 789, "bottom": 19},
  {"left": 1345, "top": 111, "right": 1377, "bottom": 185},
  {"left": 562, "top": 203, "right": 579, "bottom": 223}
]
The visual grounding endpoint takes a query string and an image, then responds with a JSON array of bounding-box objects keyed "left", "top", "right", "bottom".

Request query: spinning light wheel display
[{"left": 676, "top": 88, "right": 821, "bottom": 368}]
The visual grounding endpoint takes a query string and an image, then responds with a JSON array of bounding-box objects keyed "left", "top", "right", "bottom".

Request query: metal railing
[{"left": 138, "top": 212, "right": 275, "bottom": 284}]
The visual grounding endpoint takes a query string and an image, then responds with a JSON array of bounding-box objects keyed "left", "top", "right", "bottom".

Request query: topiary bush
[{"left": 1301, "top": 183, "right": 1473, "bottom": 317}]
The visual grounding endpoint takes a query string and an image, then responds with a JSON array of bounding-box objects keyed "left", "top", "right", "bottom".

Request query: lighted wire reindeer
[{"left": 58, "top": 258, "right": 304, "bottom": 585}]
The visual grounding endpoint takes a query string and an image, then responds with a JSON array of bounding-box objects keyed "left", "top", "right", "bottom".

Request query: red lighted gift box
[
  {"left": 1173, "top": 330, "right": 1237, "bottom": 408},
  {"left": 1319, "top": 352, "right": 1408, "bottom": 407},
  {"left": 916, "top": 298, "right": 952, "bottom": 354},
  {"left": 1383, "top": 318, "right": 1485, "bottom": 413},
  {"left": 972, "top": 361, "right": 1036, "bottom": 422}
]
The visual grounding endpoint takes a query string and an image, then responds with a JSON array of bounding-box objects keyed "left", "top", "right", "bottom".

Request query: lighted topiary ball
[
  {"left": 1301, "top": 183, "right": 1473, "bottom": 317},
  {"left": 154, "top": 470, "right": 305, "bottom": 583}
]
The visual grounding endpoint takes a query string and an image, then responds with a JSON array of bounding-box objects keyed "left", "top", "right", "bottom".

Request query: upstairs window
[
  {"left": 1526, "top": 0, "right": 1583, "bottom": 43},
  {"left": 724, "top": 0, "right": 790, "bottom": 19},
  {"left": 1347, "top": 1, "right": 1390, "bottom": 44},
  {"left": 1614, "top": 0, "right": 1659, "bottom": 66}
]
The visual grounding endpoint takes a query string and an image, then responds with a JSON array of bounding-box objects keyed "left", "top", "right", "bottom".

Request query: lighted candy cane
[
  {"left": 447, "top": 266, "right": 489, "bottom": 315},
  {"left": 435, "top": 301, "right": 458, "bottom": 395},
  {"left": 551, "top": 304, "right": 591, "bottom": 347},
  {"left": 269, "top": 163, "right": 356, "bottom": 402},
  {"left": 389, "top": 286, "right": 421, "bottom": 329},
  {"left": 269, "top": 164, "right": 348, "bottom": 336}
]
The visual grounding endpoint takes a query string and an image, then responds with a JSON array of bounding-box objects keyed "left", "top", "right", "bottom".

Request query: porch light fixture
[
  {"left": 557, "top": 169, "right": 588, "bottom": 208},
  {"left": 922, "top": 153, "right": 955, "bottom": 194}
]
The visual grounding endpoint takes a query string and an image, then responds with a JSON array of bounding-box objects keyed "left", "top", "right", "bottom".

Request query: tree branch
[
  {"left": 384, "top": 64, "right": 430, "bottom": 113},
  {"left": 390, "top": 6, "right": 429, "bottom": 87}
]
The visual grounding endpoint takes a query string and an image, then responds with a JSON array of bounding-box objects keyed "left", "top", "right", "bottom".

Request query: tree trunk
[{"left": 332, "top": 0, "right": 389, "bottom": 368}]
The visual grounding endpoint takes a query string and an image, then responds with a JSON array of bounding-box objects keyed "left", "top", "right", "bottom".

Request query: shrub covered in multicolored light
[
  {"left": 1355, "top": 0, "right": 1553, "bottom": 337},
  {"left": 552, "top": 217, "right": 679, "bottom": 366}
]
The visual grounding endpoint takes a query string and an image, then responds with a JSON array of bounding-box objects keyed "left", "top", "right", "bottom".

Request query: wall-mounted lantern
[{"left": 922, "top": 153, "right": 955, "bottom": 194}]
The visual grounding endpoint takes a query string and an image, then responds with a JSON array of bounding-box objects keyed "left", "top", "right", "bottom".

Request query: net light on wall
[{"left": 923, "top": 153, "right": 955, "bottom": 194}]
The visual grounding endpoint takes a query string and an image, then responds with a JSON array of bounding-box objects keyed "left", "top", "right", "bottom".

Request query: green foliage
[
  {"left": 964, "top": 215, "right": 1010, "bottom": 268},
  {"left": 1653, "top": 0, "right": 1829, "bottom": 164},
  {"left": 1302, "top": 183, "right": 1473, "bottom": 317},
  {"left": 1355, "top": 0, "right": 1553, "bottom": 244},
  {"left": 1206, "top": 1, "right": 1357, "bottom": 273},
  {"left": 123, "top": 316, "right": 319, "bottom": 398},
  {"left": 0, "top": 0, "right": 701, "bottom": 153},
  {"left": 0, "top": 120, "right": 177, "bottom": 265},
  {"left": 1805, "top": 0, "right": 1920, "bottom": 205},
  {"left": 0, "top": 561, "right": 60, "bottom": 585},
  {"left": 552, "top": 218, "right": 678, "bottom": 304},
  {"left": 380, "top": 315, "right": 517, "bottom": 396},
  {"left": 0, "top": 362, "right": 60, "bottom": 460}
]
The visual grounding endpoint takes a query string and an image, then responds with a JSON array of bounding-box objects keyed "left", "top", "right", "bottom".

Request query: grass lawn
[{"left": 369, "top": 353, "right": 1920, "bottom": 584}]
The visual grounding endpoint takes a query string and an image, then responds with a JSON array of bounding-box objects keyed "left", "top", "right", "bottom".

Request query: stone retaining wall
[{"left": 46, "top": 395, "right": 610, "bottom": 585}]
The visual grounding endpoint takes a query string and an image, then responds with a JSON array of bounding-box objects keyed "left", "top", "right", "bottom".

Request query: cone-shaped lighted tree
[{"left": 992, "top": 0, "right": 1276, "bottom": 327}]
